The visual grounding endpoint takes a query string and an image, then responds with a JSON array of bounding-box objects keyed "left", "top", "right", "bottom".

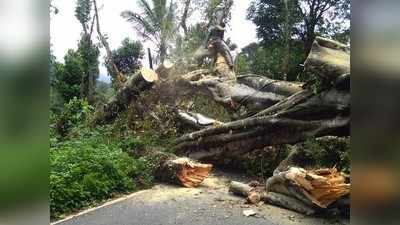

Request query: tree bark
[
  {"left": 228, "top": 181, "right": 316, "bottom": 215},
  {"left": 93, "top": 0, "right": 126, "bottom": 86},
  {"left": 304, "top": 36, "right": 350, "bottom": 81},
  {"left": 178, "top": 72, "right": 304, "bottom": 114},
  {"left": 175, "top": 37, "right": 350, "bottom": 160},
  {"left": 230, "top": 166, "right": 350, "bottom": 215},
  {"left": 177, "top": 110, "right": 223, "bottom": 129},
  {"left": 95, "top": 68, "right": 158, "bottom": 123},
  {"left": 175, "top": 113, "right": 349, "bottom": 160},
  {"left": 180, "top": 0, "right": 191, "bottom": 35},
  {"left": 266, "top": 167, "right": 350, "bottom": 209}
]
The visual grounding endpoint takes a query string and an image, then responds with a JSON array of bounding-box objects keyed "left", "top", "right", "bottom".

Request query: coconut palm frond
[
  {"left": 122, "top": 0, "right": 177, "bottom": 62},
  {"left": 153, "top": 0, "right": 168, "bottom": 23},
  {"left": 162, "top": 1, "right": 177, "bottom": 39},
  {"left": 137, "top": 0, "right": 159, "bottom": 30},
  {"left": 121, "top": 10, "right": 158, "bottom": 41}
]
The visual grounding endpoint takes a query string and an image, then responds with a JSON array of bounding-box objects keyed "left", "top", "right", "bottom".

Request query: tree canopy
[
  {"left": 107, "top": 38, "right": 144, "bottom": 85},
  {"left": 248, "top": 0, "right": 350, "bottom": 52}
]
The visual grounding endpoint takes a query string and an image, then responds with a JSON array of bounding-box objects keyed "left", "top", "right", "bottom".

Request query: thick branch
[{"left": 177, "top": 110, "right": 223, "bottom": 129}]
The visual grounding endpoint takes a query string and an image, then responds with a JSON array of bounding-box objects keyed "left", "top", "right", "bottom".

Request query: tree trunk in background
[
  {"left": 148, "top": 48, "right": 154, "bottom": 69},
  {"left": 88, "top": 70, "right": 95, "bottom": 104},
  {"left": 93, "top": 0, "right": 125, "bottom": 87},
  {"left": 180, "top": 0, "right": 191, "bottom": 35},
  {"left": 159, "top": 41, "right": 167, "bottom": 64},
  {"left": 282, "top": 0, "right": 292, "bottom": 81}
]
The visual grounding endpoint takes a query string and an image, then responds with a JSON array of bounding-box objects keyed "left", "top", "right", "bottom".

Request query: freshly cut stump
[
  {"left": 95, "top": 68, "right": 159, "bottom": 123},
  {"left": 150, "top": 151, "right": 213, "bottom": 188},
  {"left": 140, "top": 67, "right": 159, "bottom": 82},
  {"left": 156, "top": 60, "right": 174, "bottom": 80}
]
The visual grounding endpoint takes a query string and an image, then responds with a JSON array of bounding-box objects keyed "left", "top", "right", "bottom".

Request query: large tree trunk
[
  {"left": 175, "top": 37, "right": 350, "bottom": 160},
  {"left": 94, "top": 68, "right": 158, "bottom": 123},
  {"left": 178, "top": 72, "right": 304, "bottom": 115}
]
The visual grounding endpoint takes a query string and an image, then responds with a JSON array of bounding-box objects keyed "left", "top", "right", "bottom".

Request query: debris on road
[{"left": 243, "top": 209, "right": 257, "bottom": 217}]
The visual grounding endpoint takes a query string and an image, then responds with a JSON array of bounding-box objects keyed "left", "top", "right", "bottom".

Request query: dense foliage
[
  {"left": 50, "top": 132, "right": 143, "bottom": 218},
  {"left": 244, "top": 0, "right": 350, "bottom": 81},
  {"left": 50, "top": 99, "right": 156, "bottom": 219},
  {"left": 53, "top": 50, "right": 84, "bottom": 103},
  {"left": 106, "top": 38, "right": 144, "bottom": 86},
  {"left": 235, "top": 41, "right": 304, "bottom": 80},
  {"left": 248, "top": 0, "right": 350, "bottom": 49}
]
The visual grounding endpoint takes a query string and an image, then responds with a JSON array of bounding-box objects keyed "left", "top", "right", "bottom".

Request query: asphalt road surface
[{"left": 54, "top": 171, "right": 347, "bottom": 225}]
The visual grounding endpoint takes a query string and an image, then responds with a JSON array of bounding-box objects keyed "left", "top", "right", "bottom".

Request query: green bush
[
  {"left": 50, "top": 128, "right": 153, "bottom": 219},
  {"left": 300, "top": 137, "right": 350, "bottom": 173},
  {"left": 54, "top": 97, "right": 94, "bottom": 137}
]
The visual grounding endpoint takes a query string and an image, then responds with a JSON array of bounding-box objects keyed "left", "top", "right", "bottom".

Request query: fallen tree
[{"left": 175, "top": 37, "right": 350, "bottom": 161}]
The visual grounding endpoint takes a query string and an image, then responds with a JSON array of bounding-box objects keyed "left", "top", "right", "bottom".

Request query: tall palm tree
[{"left": 122, "top": 0, "right": 177, "bottom": 63}]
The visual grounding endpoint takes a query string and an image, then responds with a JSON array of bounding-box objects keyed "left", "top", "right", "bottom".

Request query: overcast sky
[{"left": 50, "top": 0, "right": 258, "bottom": 82}]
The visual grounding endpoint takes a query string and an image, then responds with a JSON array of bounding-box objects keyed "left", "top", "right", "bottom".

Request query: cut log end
[
  {"left": 162, "top": 60, "right": 174, "bottom": 69},
  {"left": 141, "top": 67, "right": 159, "bottom": 82},
  {"left": 270, "top": 167, "right": 350, "bottom": 208},
  {"left": 173, "top": 158, "right": 213, "bottom": 188},
  {"left": 156, "top": 60, "right": 175, "bottom": 80}
]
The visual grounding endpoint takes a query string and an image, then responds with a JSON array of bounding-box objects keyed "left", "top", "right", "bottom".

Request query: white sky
[{"left": 50, "top": 0, "right": 258, "bottom": 82}]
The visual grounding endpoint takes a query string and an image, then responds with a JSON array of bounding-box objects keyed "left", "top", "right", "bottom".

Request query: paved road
[{"left": 54, "top": 171, "right": 346, "bottom": 225}]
